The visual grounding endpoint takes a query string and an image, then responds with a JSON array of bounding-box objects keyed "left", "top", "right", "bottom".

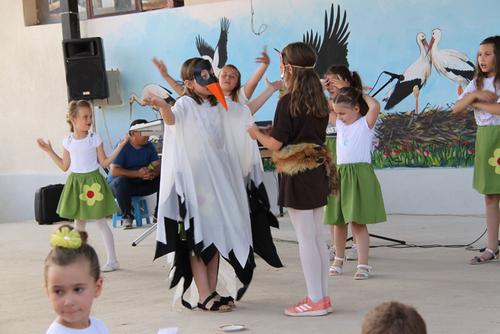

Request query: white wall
[{"left": 0, "top": 1, "right": 485, "bottom": 223}]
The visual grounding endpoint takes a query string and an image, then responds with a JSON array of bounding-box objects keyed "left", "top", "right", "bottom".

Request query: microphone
[{"left": 383, "top": 71, "right": 405, "bottom": 81}]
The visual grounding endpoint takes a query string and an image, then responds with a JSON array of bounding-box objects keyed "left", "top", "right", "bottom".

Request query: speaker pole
[{"left": 61, "top": 0, "right": 80, "bottom": 40}]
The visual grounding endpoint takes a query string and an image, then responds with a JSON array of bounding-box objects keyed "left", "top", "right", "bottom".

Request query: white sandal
[
  {"left": 329, "top": 256, "right": 345, "bottom": 276},
  {"left": 354, "top": 264, "right": 372, "bottom": 280}
]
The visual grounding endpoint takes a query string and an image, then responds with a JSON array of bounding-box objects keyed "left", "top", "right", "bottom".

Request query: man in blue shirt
[{"left": 109, "top": 119, "right": 160, "bottom": 229}]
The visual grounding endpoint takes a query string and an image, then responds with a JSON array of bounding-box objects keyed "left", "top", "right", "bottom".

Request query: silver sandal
[
  {"left": 329, "top": 256, "right": 345, "bottom": 276},
  {"left": 354, "top": 264, "right": 372, "bottom": 280}
]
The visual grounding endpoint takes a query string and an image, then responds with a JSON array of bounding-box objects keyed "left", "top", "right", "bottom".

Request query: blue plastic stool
[{"left": 112, "top": 196, "right": 151, "bottom": 228}]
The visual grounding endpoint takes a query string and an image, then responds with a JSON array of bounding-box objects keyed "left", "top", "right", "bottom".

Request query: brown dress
[{"left": 270, "top": 94, "right": 329, "bottom": 210}]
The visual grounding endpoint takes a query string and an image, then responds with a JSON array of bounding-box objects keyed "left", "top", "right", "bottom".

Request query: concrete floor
[{"left": 1, "top": 214, "right": 500, "bottom": 334}]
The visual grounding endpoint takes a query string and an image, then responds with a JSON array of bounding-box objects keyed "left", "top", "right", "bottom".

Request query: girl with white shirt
[
  {"left": 37, "top": 100, "right": 128, "bottom": 272},
  {"left": 326, "top": 87, "right": 386, "bottom": 280},
  {"left": 453, "top": 35, "right": 500, "bottom": 264}
]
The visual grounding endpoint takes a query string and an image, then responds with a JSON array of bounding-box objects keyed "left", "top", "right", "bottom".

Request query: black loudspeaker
[{"left": 63, "top": 37, "right": 109, "bottom": 100}]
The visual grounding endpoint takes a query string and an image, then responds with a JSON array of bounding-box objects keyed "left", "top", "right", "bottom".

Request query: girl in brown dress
[{"left": 248, "top": 42, "right": 335, "bottom": 317}]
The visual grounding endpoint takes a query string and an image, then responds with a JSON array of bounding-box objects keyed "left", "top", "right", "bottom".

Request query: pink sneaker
[
  {"left": 320, "top": 296, "right": 333, "bottom": 313},
  {"left": 284, "top": 297, "right": 329, "bottom": 317}
]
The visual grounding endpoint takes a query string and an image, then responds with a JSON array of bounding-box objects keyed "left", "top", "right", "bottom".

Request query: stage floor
[{"left": 1, "top": 214, "right": 498, "bottom": 333}]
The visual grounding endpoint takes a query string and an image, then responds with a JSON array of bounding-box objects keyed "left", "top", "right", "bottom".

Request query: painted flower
[
  {"left": 79, "top": 183, "right": 104, "bottom": 206},
  {"left": 50, "top": 226, "right": 81, "bottom": 249},
  {"left": 423, "top": 149, "right": 429, "bottom": 157},
  {"left": 487, "top": 148, "right": 500, "bottom": 174}
]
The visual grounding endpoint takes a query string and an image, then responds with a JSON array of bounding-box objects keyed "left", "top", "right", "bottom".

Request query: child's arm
[
  {"left": 36, "top": 139, "right": 70, "bottom": 171},
  {"left": 143, "top": 94, "right": 176, "bottom": 125},
  {"left": 97, "top": 134, "right": 129, "bottom": 168},
  {"left": 471, "top": 101, "right": 500, "bottom": 115},
  {"left": 247, "top": 124, "right": 283, "bottom": 151},
  {"left": 243, "top": 47, "right": 270, "bottom": 100},
  {"left": 247, "top": 79, "right": 282, "bottom": 115},
  {"left": 364, "top": 94, "right": 381, "bottom": 129},
  {"left": 328, "top": 100, "right": 337, "bottom": 124},
  {"left": 453, "top": 91, "right": 498, "bottom": 113},
  {"left": 152, "top": 58, "right": 184, "bottom": 96}
]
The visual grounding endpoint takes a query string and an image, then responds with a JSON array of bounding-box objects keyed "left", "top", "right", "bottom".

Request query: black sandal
[
  {"left": 215, "top": 291, "right": 235, "bottom": 307},
  {"left": 197, "top": 292, "right": 232, "bottom": 312}
]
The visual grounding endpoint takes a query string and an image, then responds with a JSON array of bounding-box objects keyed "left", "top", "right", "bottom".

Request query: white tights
[
  {"left": 74, "top": 219, "right": 118, "bottom": 265},
  {"left": 288, "top": 207, "right": 329, "bottom": 303}
]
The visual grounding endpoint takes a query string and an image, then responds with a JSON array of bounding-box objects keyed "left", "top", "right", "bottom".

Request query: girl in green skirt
[
  {"left": 37, "top": 100, "right": 128, "bottom": 272},
  {"left": 323, "top": 65, "right": 368, "bottom": 262},
  {"left": 453, "top": 35, "right": 500, "bottom": 265},
  {"left": 324, "top": 87, "right": 386, "bottom": 280}
]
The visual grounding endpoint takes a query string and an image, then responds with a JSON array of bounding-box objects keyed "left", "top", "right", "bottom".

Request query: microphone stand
[{"left": 371, "top": 76, "right": 398, "bottom": 98}]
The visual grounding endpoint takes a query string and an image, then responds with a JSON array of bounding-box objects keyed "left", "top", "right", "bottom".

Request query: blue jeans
[{"left": 109, "top": 176, "right": 160, "bottom": 218}]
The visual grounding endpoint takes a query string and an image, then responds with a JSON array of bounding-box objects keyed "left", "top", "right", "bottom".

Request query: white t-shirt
[
  {"left": 227, "top": 88, "right": 249, "bottom": 104},
  {"left": 336, "top": 117, "right": 374, "bottom": 164},
  {"left": 62, "top": 133, "right": 102, "bottom": 173},
  {"left": 46, "top": 317, "right": 109, "bottom": 334},
  {"left": 458, "top": 77, "right": 500, "bottom": 126}
]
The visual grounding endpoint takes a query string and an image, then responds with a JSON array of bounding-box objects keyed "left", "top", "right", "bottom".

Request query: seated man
[{"left": 109, "top": 119, "right": 161, "bottom": 229}]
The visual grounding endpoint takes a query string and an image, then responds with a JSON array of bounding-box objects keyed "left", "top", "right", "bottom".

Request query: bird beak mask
[{"left": 194, "top": 59, "right": 228, "bottom": 111}]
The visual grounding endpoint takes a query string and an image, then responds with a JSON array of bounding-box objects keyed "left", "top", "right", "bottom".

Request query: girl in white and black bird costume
[{"left": 144, "top": 58, "right": 282, "bottom": 311}]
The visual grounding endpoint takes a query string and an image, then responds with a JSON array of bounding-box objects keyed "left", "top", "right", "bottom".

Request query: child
[
  {"left": 452, "top": 35, "right": 500, "bottom": 264},
  {"left": 37, "top": 100, "right": 128, "bottom": 272},
  {"left": 45, "top": 224, "right": 109, "bottom": 333},
  {"left": 144, "top": 57, "right": 279, "bottom": 312},
  {"left": 248, "top": 42, "right": 335, "bottom": 316},
  {"left": 153, "top": 46, "right": 269, "bottom": 108},
  {"left": 323, "top": 65, "right": 365, "bottom": 263},
  {"left": 327, "top": 86, "right": 386, "bottom": 280},
  {"left": 361, "top": 301, "right": 427, "bottom": 334}
]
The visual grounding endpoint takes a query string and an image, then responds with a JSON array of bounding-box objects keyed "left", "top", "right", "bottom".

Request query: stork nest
[{"left": 375, "top": 106, "right": 476, "bottom": 149}]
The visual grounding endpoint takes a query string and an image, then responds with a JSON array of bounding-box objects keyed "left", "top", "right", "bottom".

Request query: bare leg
[
  {"left": 207, "top": 253, "right": 219, "bottom": 293},
  {"left": 333, "top": 224, "right": 348, "bottom": 258},
  {"left": 190, "top": 255, "right": 212, "bottom": 303},
  {"left": 351, "top": 223, "right": 369, "bottom": 265},
  {"left": 485, "top": 194, "right": 500, "bottom": 252}
]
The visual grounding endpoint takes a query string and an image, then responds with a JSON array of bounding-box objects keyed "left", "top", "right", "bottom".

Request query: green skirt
[
  {"left": 57, "top": 169, "right": 118, "bottom": 220},
  {"left": 324, "top": 163, "right": 386, "bottom": 225},
  {"left": 325, "top": 137, "right": 337, "bottom": 164},
  {"left": 474, "top": 126, "right": 500, "bottom": 194}
]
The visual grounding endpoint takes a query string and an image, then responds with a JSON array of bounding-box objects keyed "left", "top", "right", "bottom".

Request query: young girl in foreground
[{"left": 45, "top": 224, "right": 108, "bottom": 333}]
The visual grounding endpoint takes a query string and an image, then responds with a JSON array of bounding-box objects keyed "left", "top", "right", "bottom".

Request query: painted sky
[{"left": 86, "top": 0, "right": 499, "bottom": 148}]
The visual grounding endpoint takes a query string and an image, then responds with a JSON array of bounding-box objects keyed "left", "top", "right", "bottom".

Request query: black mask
[{"left": 193, "top": 59, "right": 218, "bottom": 87}]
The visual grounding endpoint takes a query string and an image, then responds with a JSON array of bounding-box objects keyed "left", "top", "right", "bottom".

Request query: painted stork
[
  {"left": 384, "top": 32, "right": 432, "bottom": 112},
  {"left": 428, "top": 28, "right": 475, "bottom": 95},
  {"left": 195, "top": 17, "right": 230, "bottom": 77},
  {"left": 302, "top": 3, "right": 350, "bottom": 77}
]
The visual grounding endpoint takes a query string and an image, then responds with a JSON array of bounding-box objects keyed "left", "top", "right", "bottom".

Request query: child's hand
[
  {"left": 474, "top": 90, "right": 498, "bottom": 103},
  {"left": 118, "top": 133, "right": 130, "bottom": 146},
  {"left": 321, "top": 78, "right": 330, "bottom": 90},
  {"left": 256, "top": 46, "right": 270, "bottom": 65},
  {"left": 331, "top": 75, "right": 350, "bottom": 89},
  {"left": 36, "top": 138, "right": 53, "bottom": 153},
  {"left": 143, "top": 92, "right": 169, "bottom": 109},
  {"left": 265, "top": 78, "right": 282, "bottom": 92},
  {"left": 247, "top": 124, "right": 260, "bottom": 140},
  {"left": 152, "top": 58, "right": 169, "bottom": 77}
]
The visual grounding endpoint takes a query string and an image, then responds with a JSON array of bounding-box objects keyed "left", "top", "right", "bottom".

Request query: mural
[{"left": 85, "top": 0, "right": 499, "bottom": 168}]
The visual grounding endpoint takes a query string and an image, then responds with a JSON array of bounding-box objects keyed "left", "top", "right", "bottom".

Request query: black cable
[{"left": 274, "top": 228, "right": 488, "bottom": 252}]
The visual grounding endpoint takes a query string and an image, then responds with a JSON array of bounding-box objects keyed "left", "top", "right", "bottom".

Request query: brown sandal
[{"left": 470, "top": 248, "right": 499, "bottom": 265}]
